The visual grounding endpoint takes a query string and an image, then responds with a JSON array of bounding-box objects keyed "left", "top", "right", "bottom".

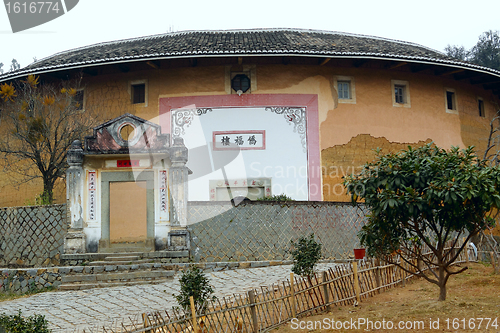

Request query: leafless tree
[{"left": 0, "top": 75, "right": 100, "bottom": 204}]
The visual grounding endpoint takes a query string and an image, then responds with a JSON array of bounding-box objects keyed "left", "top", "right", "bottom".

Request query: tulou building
[{"left": 1, "top": 28, "right": 499, "bottom": 255}]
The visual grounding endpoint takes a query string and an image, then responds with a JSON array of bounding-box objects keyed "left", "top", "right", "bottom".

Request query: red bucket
[{"left": 354, "top": 248, "right": 366, "bottom": 259}]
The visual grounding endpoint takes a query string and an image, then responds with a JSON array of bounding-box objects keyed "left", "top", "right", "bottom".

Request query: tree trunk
[
  {"left": 438, "top": 266, "right": 447, "bottom": 301},
  {"left": 438, "top": 283, "right": 446, "bottom": 301},
  {"left": 42, "top": 178, "right": 54, "bottom": 204}
]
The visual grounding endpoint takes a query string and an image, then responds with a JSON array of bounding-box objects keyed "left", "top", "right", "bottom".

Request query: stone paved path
[{"left": 0, "top": 263, "right": 339, "bottom": 332}]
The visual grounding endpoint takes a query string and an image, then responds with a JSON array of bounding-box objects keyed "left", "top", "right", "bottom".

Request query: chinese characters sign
[
  {"left": 117, "top": 160, "right": 140, "bottom": 167},
  {"left": 159, "top": 170, "right": 168, "bottom": 212},
  {"left": 213, "top": 130, "right": 265, "bottom": 150},
  {"left": 88, "top": 170, "right": 96, "bottom": 221}
]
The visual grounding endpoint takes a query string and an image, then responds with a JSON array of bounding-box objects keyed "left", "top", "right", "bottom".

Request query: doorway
[
  {"left": 109, "top": 181, "right": 147, "bottom": 243},
  {"left": 100, "top": 171, "right": 155, "bottom": 252}
]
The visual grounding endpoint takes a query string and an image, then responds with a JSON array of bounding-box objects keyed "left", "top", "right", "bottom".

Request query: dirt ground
[{"left": 273, "top": 262, "right": 500, "bottom": 333}]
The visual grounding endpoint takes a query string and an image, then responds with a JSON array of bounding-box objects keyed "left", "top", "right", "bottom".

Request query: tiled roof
[{"left": 2, "top": 28, "right": 500, "bottom": 81}]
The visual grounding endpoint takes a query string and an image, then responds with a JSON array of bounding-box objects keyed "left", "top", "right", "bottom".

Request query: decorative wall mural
[
  {"left": 172, "top": 108, "right": 212, "bottom": 137},
  {"left": 265, "top": 107, "right": 307, "bottom": 151}
]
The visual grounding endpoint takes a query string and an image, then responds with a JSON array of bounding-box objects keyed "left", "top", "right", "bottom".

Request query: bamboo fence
[{"left": 74, "top": 244, "right": 475, "bottom": 333}]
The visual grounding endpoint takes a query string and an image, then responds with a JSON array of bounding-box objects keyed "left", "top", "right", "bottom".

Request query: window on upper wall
[
  {"left": 445, "top": 88, "right": 457, "bottom": 114},
  {"left": 231, "top": 74, "right": 251, "bottom": 94},
  {"left": 394, "top": 85, "right": 405, "bottom": 104},
  {"left": 338, "top": 81, "right": 351, "bottom": 99},
  {"left": 225, "top": 65, "right": 257, "bottom": 95},
  {"left": 130, "top": 80, "right": 148, "bottom": 106},
  {"left": 334, "top": 76, "right": 356, "bottom": 104},
  {"left": 391, "top": 80, "right": 411, "bottom": 108},
  {"left": 478, "top": 98, "right": 485, "bottom": 117}
]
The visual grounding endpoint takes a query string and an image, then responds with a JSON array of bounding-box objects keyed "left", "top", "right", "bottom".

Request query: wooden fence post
[
  {"left": 322, "top": 271, "right": 330, "bottom": 311},
  {"left": 374, "top": 258, "right": 381, "bottom": 294},
  {"left": 142, "top": 313, "right": 152, "bottom": 333},
  {"left": 490, "top": 252, "right": 497, "bottom": 271},
  {"left": 290, "top": 272, "right": 296, "bottom": 318},
  {"left": 248, "top": 290, "right": 259, "bottom": 333},
  {"left": 402, "top": 261, "right": 406, "bottom": 287},
  {"left": 190, "top": 296, "right": 199, "bottom": 333},
  {"left": 353, "top": 261, "right": 360, "bottom": 303}
]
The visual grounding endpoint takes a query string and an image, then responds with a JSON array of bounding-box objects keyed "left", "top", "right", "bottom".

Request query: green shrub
[
  {"left": 257, "top": 194, "right": 293, "bottom": 201},
  {"left": 0, "top": 310, "right": 51, "bottom": 333},
  {"left": 173, "top": 266, "right": 216, "bottom": 315},
  {"left": 290, "top": 234, "right": 322, "bottom": 277}
]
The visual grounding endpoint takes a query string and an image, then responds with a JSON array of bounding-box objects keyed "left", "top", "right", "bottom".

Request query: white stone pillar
[
  {"left": 64, "top": 140, "right": 86, "bottom": 254},
  {"left": 169, "top": 137, "right": 189, "bottom": 228}
]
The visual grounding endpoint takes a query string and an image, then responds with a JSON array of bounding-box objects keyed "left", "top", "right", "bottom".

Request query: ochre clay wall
[{"left": 0, "top": 64, "right": 498, "bottom": 206}]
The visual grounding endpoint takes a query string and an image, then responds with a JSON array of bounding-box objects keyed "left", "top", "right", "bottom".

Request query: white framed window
[
  {"left": 445, "top": 88, "right": 457, "bottom": 114},
  {"left": 333, "top": 76, "right": 356, "bottom": 104},
  {"left": 338, "top": 81, "right": 351, "bottom": 99},
  {"left": 478, "top": 97, "right": 485, "bottom": 117},
  {"left": 129, "top": 79, "right": 148, "bottom": 106},
  {"left": 391, "top": 80, "right": 411, "bottom": 108}
]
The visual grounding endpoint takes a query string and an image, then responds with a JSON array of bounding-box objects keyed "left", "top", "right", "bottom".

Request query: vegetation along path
[{"left": 0, "top": 263, "right": 339, "bottom": 332}]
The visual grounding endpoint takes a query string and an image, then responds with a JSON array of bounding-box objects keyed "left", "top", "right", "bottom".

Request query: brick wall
[{"left": 321, "top": 134, "right": 432, "bottom": 201}]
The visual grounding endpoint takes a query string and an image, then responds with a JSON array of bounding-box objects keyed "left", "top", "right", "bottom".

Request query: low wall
[
  {"left": 188, "top": 201, "right": 367, "bottom": 262},
  {"left": 0, "top": 204, "right": 67, "bottom": 268},
  {"left": 0, "top": 267, "right": 63, "bottom": 294},
  {"left": 1, "top": 201, "right": 368, "bottom": 267}
]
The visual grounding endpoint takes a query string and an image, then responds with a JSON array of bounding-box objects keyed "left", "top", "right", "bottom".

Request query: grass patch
[{"left": 0, "top": 285, "right": 55, "bottom": 303}]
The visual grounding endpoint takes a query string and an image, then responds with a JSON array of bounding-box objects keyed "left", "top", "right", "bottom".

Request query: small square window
[
  {"left": 445, "top": 88, "right": 457, "bottom": 113},
  {"left": 478, "top": 98, "right": 485, "bottom": 117},
  {"left": 338, "top": 81, "right": 351, "bottom": 99},
  {"left": 132, "top": 84, "right": 145, "bottom": 104},
  {"left": 391, "top": 80, "right": 410, "bottom": 108},
  {"left": 446, "top": 91, "right": 455, "bottom": 110},
  {"left": 334, "top": 76, "right": 356, "bottom": 104},
  {"left": 394, "top": 85, "right": 405, "bottom": 104}
]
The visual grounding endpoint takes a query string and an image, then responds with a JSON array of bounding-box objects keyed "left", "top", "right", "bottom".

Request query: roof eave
[{"left": 1, "top": 52, "right": 500, "bottom": 83}]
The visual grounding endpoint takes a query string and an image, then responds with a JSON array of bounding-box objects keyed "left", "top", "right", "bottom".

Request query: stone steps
[
  {"left": 59, "top": 267, "right": 176, "bottom": 291},
  {"left": 61, "top": 250, "right": 190, "bottom": 267},
  {"left": 104, "top": 255, "right": 141, "bottom": 261},
  {"left": 59, "top": 253, "right": 180, "bottom": 290},
  {"left": 88, "top": 254, "right": 155, "bottom": 266},
  {"left": 88, "top": 259, "right": 153, "bottom": 266}
]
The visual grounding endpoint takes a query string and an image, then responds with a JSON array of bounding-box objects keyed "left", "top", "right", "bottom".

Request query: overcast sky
[{"left": 1, "top": 0, "right": 499, "bottom": 71}]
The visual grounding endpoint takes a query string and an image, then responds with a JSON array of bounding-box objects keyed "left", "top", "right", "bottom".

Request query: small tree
[
  {"left": 344, "top": 144, "right": 500, "bottom": 301},
  {"left": 174, "top": 266, "right": 216, "bottom": 315},
  {"left": 0, "top": 75, "right": 99, "bottom": 204},
  {"left": 290, "top": 234, "right": 322, "bottom": 277},
  {"left": 0, "top": 310, "right": 51, "bottom": 333}
]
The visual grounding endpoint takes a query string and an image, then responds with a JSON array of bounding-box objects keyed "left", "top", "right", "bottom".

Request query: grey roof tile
[{"left": 1, "top": 28, "right": 500, "bottom": 81}]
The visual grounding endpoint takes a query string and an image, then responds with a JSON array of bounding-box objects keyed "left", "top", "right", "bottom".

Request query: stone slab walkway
[{"left": 0, "top": 263, "right": 339, "bottom": 332}]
